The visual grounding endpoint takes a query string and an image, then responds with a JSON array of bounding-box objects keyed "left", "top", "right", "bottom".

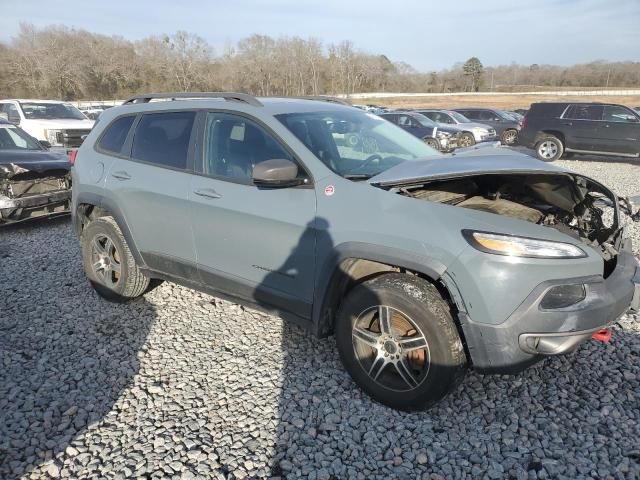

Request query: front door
[
  {"left": 598, "top": 105, "right": 640, "bottom": 155},
  {"left": 188, "top": 111, "right": 317, "bottom": 318}
]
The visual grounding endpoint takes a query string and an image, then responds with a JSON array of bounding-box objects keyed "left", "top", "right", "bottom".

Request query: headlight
[
  {"left": 45, "top": 129, "right": 63, "bottom": 146},
  {"left": 462, "top": 230, "right": 587, "bottom": 259}
]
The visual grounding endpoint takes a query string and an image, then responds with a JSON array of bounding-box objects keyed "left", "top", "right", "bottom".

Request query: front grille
[{"left": 59, "top": 129, "right": 91, "bottom": 148}]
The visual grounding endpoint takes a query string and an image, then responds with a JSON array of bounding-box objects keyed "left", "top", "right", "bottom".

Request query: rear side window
[
  {"left": 132, "top": 111, "right": 195, "bottom": 169},
  {"left": 98, "top": 115, "right": 135, "bottom": 154},
  {"left": 564, "top": 105, "right": 603, "bottom": 121}
]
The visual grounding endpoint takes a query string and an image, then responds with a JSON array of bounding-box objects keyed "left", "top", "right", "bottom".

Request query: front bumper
[
  {"left": 477, "top": 134, "right": 499, "bottom": 143},
  {"left": 0, "top": 190, "right": 71, "bottom": 224},
  {"left": 439, "top": 137, "right": 459, "bottom": 152},
  {"left": 461, "top": 249, "right": 640, "bottom": 374}
]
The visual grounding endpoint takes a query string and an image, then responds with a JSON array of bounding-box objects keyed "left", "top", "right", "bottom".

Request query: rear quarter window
[
  {"left": 98, "top": 115, "right": 135, "bottom": 154},
  {"left": 131, "top": 111, "right": 196, "bottom": 169}
]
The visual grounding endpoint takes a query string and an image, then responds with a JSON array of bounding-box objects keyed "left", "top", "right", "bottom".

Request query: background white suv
[{"left": 0, "top": 99, "right": 94, "bottom": 151}]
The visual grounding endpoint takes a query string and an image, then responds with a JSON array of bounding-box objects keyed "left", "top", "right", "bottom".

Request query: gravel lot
[{"left": 1, "top": 156, "right": 639, "bottom": 480}]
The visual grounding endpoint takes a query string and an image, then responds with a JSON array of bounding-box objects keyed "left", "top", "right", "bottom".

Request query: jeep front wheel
[
  {"left": 81, "top": 216, "right": 149, "bottom": 302},
  {"left": 335, "top": 273, "right": 467, "bottom": 411}
]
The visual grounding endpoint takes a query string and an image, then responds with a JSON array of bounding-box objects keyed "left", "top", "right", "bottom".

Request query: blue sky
[{"left": 0, "top": 0, "right": 638, "bottom": 71}]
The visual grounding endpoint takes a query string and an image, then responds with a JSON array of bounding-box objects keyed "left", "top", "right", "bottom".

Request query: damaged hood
[
  {"left": 0, "top": 150, "right": 70, "bottom": 178},
  {"left": 368, "top": 149, "right": 570, "bottom": 187}
]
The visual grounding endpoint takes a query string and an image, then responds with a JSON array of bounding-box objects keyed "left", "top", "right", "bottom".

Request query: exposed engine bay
[
  {"left": 395, "top": 173, "right": 636, "bottom": 271},
  {"left": 0, "top": 164, "right": 71, "bottom": 224}
]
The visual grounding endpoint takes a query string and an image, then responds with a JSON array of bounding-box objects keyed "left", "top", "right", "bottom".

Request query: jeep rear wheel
[
  {"left": 535, "top": 135, "right": 563, "bottom": 161},
  {"left": 81, "top": 216, "right": 149, "bottom": 302},
  {"left": 336, "top": 273, "right": 467, "bottom": 411}
]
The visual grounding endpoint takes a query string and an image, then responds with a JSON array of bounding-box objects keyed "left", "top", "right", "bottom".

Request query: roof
[{"left": 2, "top": 99, "right": 74, "bottom": 104}]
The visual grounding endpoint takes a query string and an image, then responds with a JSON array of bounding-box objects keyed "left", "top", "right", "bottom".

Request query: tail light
[
  {"left": 519, "top": 117, "right": 526, "bottom": 130},
  {"left": 69, "top": 149, "right": 78, "bottom": 166}
]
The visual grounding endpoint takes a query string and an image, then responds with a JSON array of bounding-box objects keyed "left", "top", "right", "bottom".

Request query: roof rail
[
  {"left": 122, "top": 92, "right": 263, "bottom": 107},
  {"left": 289, "top": 96, "right": 352, "bottom": 106}
]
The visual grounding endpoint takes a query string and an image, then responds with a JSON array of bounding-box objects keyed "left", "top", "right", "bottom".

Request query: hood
[
  {"left": 0, "top": 150, "right": 70, "bottom": 179},
  {"left": 368, "top": 148, "right": 569, "bottom": 187},
  {"left": 21, "top": 118, "right": 95, "bottom": 130},
  {"left": 445, "top": 121, "right": 493, "bottom": 131}
]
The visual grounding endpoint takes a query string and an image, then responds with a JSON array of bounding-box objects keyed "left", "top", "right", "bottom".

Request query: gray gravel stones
[{"left": 1, "top": 156, "right": 640, "bottom": 479}]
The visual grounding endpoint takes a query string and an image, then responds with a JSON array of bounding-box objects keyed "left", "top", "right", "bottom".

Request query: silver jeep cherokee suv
[{"left": 72, "top": 93, "right": 640, "bottom": 410}]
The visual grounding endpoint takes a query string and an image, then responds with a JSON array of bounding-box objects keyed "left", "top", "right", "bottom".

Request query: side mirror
[
  {"left": 39, "top": 140, "right": 52, "bottom": 149},
  {"left": 252, "top": 159, "right": 301, "bottom": 187}
]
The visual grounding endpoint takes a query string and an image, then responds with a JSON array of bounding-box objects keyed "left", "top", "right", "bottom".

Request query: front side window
[
  {"left": 277, "top": 109, "right": 440, "bottom": 179},
  {"left": 565, "top": 105, "right": 604, "bottom": 121},
  {"left": 98, "top": 115, "right": 135, "bottom": 154},
  {"left": 204, "top": 112, "right": 297, "bottom": 183},
  {"left": 603, "top": 105, "right": 639, "bottom": 123},
  {"left": 19, "top": 102, "right": 87, "bottom": 120},
  {"left": 0, "top": 125, "right": 42, "bottom": 150},
  {"left": 131, "top": 111, "right": 195, "bottom": 169}
]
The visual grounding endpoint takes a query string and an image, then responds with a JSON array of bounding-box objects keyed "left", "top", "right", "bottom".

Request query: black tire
[
  {"left": 81, "top": 216, "right": 149, "bottom": 302},
  {"left": 459, "top": 132, "right": 475, "bottom": 148},
  {"left": 424, "top": 137, "right": 440, "bottom": 150},
  {"left": 501, "top": 128, "right": 518, "bottom": 146},
  {"left": 534, "top": 135, "right": 563, "bottom": 162},
  {"left": 335, "top": 273, "right": 467, "bottom": 411}
]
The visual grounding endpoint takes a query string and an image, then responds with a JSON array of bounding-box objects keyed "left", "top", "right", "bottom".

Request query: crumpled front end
[{"left": 0, "top": 163, "right": 71, "bottom": 225}]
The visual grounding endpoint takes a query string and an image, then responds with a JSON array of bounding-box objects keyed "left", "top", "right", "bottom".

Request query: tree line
[{"left": 0, "top": 23, "right": 638, "bottom": 100}]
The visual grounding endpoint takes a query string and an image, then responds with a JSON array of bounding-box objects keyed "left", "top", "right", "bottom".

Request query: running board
[{"left": 565, "top": 148, "right": 640, "bottom": 158}]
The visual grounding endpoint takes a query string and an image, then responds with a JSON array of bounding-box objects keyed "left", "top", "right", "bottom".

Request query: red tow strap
[{"left": 592, "top": 328, "right": 612, "bottom": 342}]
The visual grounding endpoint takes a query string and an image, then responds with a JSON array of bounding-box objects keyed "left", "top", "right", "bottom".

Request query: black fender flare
[
  {"left": 74, "top": 192, "right": 147, "bottom": 268},
  {"left": 312, "top": 241, "right": 447, "bottom": 336}
]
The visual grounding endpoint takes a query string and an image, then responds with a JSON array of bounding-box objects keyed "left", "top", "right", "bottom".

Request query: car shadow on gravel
[
  {"left": 0, "top": 218, "right": 157, "bottom": 479},
  {"left": 262, "top": 218, "right": 640, "bottom": 479}
]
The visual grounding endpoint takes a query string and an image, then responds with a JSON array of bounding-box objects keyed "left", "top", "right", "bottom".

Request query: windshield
[
  {"left": 448, "top": 111, "right": 471, "bottom": 123},
  {"left": 276, "top": 109, "right": 441, "bottom": 179},
  {"left": 0, "top": 125, "right": 43, "bottom": 150},
  {"left": 413, "top": 113, "right": 437, "bottom": 128},
  {"left": 20, "top": 102, "right": 87, "bottom": 120}
]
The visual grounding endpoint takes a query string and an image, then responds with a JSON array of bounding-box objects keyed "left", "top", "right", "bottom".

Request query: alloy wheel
[
  {"left": 538, "top": 141, "right": 558, "bottom": 159},
  {"left": 90, "top": 233, "right": 122, "bottom": 288},
  {"left": 351, "top": 305, "right": 431, "bottom": 392}
]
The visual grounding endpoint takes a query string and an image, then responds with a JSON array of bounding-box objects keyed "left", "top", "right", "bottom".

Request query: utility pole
[
  {"left": 490, "top": 71, "right": 494, "bottom": 92},
  {"left": 606, "top": 69, "right": 611, "bottom": 88}
]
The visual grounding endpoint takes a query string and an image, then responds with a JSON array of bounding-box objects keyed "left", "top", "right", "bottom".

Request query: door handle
[
  {"left": 603, "top": 124, "right": 611, "bottom": 128},
  {"left": 111, "top": 171, "right": 131, "bottom": 180},
  {"left": 194, "top": 188, "right": 222, "bottom": 199},
  {"left": 562, "top": 122, "right": 573, "bottom": 126}
]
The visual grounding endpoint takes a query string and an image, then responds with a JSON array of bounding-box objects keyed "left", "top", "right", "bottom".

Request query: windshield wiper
[{"left": 343, "top": 173, "right": 374, "bottom": 180}]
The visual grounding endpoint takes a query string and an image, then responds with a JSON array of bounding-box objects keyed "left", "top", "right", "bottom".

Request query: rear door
[
  {"left": 188, "top": 111, "right": 317, "bottom": 318},
  {"left": 560, "top": 105, "right": 603, "bottom": 151},
  {"left": 598, "top": 105, "right": 640, "bottom": 155},
  {"left": 104, "top": 110, "right": 199, "bottom": 278}
]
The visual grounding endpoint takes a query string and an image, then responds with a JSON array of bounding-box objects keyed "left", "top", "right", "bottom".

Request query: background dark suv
[
  {"left": 453, "top": 108, "right": 520, "bottom": 145},
  {"left": 519, "top": 102, "right": 640, "bottom": 161}
]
